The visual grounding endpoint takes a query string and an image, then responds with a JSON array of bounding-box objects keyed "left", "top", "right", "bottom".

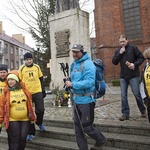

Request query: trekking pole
[
  {"left": 65, "top": 63, "right": 69, "bottom": 77},
  {"left": 59, "top": 63, "right": 66, "bottom": 77},
  {"left": 59, "top": 62, "right": 68, "bottom": 89},
  {"left": 59, "top": 62, "right": 87, "bottom": 140},
  {"left": 68, "top": 89, "right": 87, "bottom": 140}
]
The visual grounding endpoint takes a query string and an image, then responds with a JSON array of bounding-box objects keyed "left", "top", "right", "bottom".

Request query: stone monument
[
  {"left": 55, "top": 0, "right": 79, "bottom": 13},
  {"left": 49, "top": 0, "right": 91, "bottom": 90}
]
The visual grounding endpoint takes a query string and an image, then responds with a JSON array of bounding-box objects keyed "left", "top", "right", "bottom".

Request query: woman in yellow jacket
[
  {"left": 140, "top": 48, "right": 150, "bottom": 123},
  {"left": 0, "top": 70, "right": 36, "bottom": 150}
]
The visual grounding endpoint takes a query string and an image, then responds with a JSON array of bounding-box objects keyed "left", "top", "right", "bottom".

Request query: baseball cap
[{"left": 71, "top": 44, "right": 84, "bottom": 52}]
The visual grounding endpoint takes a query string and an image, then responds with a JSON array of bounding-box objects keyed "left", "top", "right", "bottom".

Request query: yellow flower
[{"left": 63, "top": 93, "right": 68, "bottom": 99}]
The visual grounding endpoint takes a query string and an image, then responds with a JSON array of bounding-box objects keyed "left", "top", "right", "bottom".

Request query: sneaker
[
  {"left": 38, "top": 124, "right": 46, "bottom": 131},
  {"left": 26, "top": 135, "right": 35, "bottom": 141},
  {"left": 119, "top": 116, "right": 129, "bottom": 121},
  {"left": 141, "top": 112, "right": 146, "bottom": 118}
]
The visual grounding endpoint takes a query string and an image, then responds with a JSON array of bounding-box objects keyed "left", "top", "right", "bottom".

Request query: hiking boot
[
  {"left": 119, "top": 116, "right": 129, "bottom": 121},
  {"left": 91, "top": 140, "right": 107, "bottom": 150},
  {"left": 26, "top": 134, "right": 35, "bottom": 141},
  {"left": 141, "top": 112, "right": 146, "bottom": 118},
  {"left": 38, "top": 124, "right": 46, "bottom": 131},
  {"left": 91, "top": 138, "right": 107, "bottom": 150}
]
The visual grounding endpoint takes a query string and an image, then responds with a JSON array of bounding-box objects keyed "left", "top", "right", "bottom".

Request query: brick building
[{"left": 94, "top": 0, "right": 150, "bottom": 82}]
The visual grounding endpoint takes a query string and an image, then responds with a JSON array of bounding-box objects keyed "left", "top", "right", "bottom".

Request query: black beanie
[
  {"left": 0, "top": 65, "right": 8, "bottom": 72},
  {"left": 24, "top": 52, "right": 33, "bottom": 60}
]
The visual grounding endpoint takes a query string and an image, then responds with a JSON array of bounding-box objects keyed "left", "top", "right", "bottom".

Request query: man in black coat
[{"left": 112, "top": 34, "right": 146, "bottom": 121}]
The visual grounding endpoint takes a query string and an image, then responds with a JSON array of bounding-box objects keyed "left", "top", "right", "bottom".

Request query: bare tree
[
  {"left": 2, "top": 0, "right": 94, "bottom": 83},
  {"left": 2, "top": 0, "right": 55, "bottom": 86},
  {"left": 3, "top": 0, "right": 94, "bottom": 48},
  {"left": 4, "top": 0, "right": 54, "bottom": 56}
]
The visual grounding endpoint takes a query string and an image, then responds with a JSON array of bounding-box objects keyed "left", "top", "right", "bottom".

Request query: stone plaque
[{"left": 55, "top": 29, "right": 70, "bottom": 58}]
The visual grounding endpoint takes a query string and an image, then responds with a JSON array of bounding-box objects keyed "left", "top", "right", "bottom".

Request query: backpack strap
[
  {"left": 80, "top": 60, "right": 85, "bottom": 72},
  {"left": 71, "top": 60, "right": 85, "bottom": 73}
]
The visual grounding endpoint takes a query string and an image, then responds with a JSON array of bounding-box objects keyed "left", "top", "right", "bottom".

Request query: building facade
[
  {"left": 94, "top": 0, "right": 150, "bottom": 81},
  {"left": 0, "top": 21, "right": 33, "bottom": 71}
]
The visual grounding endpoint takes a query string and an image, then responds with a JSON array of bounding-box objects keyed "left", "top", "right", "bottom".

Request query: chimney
[
  {"left": 12, "top": 34, "right": 25, "bottom": 44},
  {"left": 0, "top": 21, "right": 4, "bottom": 34}
]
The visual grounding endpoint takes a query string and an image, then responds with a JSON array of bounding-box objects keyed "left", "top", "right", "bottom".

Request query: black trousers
[
  {"left": 7, "top": 121, "right": 29, "bottom": 150},
  {"left": 28, "top": 92, "right": 45, "bottom": 135},
  {"left": 74, "top": 102, "right": 106, "bottom": 150},
  {"left": 147, "top": 106, "right": 150, "bottom": 123}
]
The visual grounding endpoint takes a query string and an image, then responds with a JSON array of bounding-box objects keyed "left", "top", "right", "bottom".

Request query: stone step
[
  {"left": 43, "top": 119, "right": 150, "bottom": 136},
  {"left": 0, "top": 138, "right": 128, "bottom": 150},
  {"left": 0, "top": 130, "right": 129, "bottom": 150},
  {"left": 1, "top": 122, "right": 150, "bottom": 150},
  {"left": 36, "top": 125, "right": 150, "bottom": 150},
  {"left": 36, "top": 126, "right": 150, "bottom": 150},
  {"left": 0, "top": 136, "right": 36, "bottom": 150}
]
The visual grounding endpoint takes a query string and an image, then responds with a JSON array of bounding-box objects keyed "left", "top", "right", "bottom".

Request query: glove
[
  {"left": 63, "top": 77, "right": 71, "bottom": 91},
  {"left": 42, "top": 91, "right": 46, "bottom": 98},
  {"left": 144, "top": 97, "right": 150, "bottom": 106},
  {"left": 31, "top": 121, "right": 34, "bottom": 124}
]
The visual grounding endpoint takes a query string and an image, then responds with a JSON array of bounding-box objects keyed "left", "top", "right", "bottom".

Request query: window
[
  {"left": 5, "top": 59, "right": 8, "bottom": 66},
  {"left": 20, "top": 49, "right": 23, "bottom": 55},
  {"left": 11, "top": 60, "right": 14, "bottom": 69},
  {"left": 0, "top": 42, "right": 2, "bottom": 55},
  {"left": 10, "top": 46, "right": 14, "bottom": 54},
  {"left": 16, "top": 61, "right": 19, "bottom": 69},
  {"left": 0, "top": 58, "right": 2, "bottom": 64},
  {"left": 122, "top": 0, "right": 142, "bottom": 39},
  {"left": 16, "top": 48, "right": 19, "bottom": 56},
  {"left": 5, "top": 44, "right": 8, "bottom": 54}
]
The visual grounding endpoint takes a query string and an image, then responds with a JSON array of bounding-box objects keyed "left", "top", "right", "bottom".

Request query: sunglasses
[{"left": 147, "top": 58, "right": 150, "bottom": 60}]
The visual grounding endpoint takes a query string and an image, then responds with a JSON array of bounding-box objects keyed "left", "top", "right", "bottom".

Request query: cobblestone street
[{"left": 44, "top": 84, "right": 148, "bottom": 124}]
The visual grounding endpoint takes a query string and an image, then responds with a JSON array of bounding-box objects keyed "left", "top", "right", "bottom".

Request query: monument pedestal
[{"left": 49, "top": 9, "right": 91, "bottom": 90}]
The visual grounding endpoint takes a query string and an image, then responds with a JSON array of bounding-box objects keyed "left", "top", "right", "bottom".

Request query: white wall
[{"left": 49, "top": 9, "right": 91, "bottom": 90}]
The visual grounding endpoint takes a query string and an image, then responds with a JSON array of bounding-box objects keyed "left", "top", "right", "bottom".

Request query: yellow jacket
[{"left": 0, "top": 70, "right": 36, "bottom": 129}]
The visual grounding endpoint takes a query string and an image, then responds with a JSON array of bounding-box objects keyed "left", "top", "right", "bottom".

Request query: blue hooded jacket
[{"left": 70, "top": 52, "right": 96, "bottom": 104}]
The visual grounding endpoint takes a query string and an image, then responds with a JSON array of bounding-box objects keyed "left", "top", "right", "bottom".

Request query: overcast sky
[{"left": 0, "top": 0, "right": 95, "bottom": 48}]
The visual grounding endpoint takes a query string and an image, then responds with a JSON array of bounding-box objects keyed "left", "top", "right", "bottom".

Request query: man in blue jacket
[
  {"left": 112, "top": 34, "right": 146, "bottom": 121},
  {"left": 65, "top": 44, "right": 106, "bottom": 150}
]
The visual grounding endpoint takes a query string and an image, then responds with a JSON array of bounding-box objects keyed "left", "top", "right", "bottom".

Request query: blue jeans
[{"left": 120, "top": 77, "right": 146, "bottom": 117}]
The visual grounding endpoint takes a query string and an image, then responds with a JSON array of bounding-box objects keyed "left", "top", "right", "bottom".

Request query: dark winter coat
[{"left": 112, "top": 43, "right": 144, "bottom": 80}]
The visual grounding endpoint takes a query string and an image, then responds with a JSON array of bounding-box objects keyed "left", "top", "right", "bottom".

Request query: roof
[{"left": 0, "top": 33, "right": 33, "bottom": 51}]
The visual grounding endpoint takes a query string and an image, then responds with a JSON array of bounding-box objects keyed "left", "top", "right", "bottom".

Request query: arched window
[{"left": 122, "top": 0, "right": 142, "bottom": 39}]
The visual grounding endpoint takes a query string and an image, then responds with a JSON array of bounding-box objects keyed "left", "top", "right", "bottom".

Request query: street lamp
[{"left": 36, "top": 43, "right": 40, "bottom": 65}]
